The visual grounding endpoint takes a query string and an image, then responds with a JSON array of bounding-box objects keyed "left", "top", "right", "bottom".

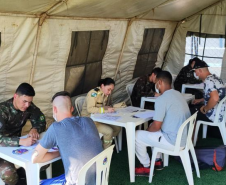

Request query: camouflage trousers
[
  {"left": 0, "top": 159, "right": 50, "bottom": 185},
  {"left": 0, "top": 158, "right": 18, "bottom": 185}
]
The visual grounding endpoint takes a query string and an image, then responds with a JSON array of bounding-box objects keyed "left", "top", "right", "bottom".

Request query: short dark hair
[
  {"left": 51, "top": 91, "right": 71, "bottom": 102},
  {"left": 151, "top": 67, "right": 162, "bottom": 76},
  {"left": 98, "top": 78, "right": 115, "bottom": 87},
  {"left": 156, "top": 71, "right": 172, "bottom": 85},
  {"left": 15, "top": 83, "right": 35, "bottom": 96}
]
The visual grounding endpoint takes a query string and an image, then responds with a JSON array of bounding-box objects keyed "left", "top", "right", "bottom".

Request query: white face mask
[
  {"left": 155, "top": 82, "right": 160, "bottom": 94},
  {"left": 53, "top": 113, "right": 57, "bottom": 122},
  {"left": 194, "top": 72, "right": 199, "bottom": 80}
]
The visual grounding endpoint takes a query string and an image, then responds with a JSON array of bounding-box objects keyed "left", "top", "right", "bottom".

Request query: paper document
[
  {"left": 134, "top": 111, "right": 154, "bottom": 119},
  {"left": 95, "top": 114, "right": 121, "bottom": 121},
  {"left": 20, "top": 141, "right": 39, "bottom": 150},
  {"left": 20, "top": 140, "right": 57, "bottom": 153},
  {"left": 117, "top": 106, "right": 140, "bottom": 113}
]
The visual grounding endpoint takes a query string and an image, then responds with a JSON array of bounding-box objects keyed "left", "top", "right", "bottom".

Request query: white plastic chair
[
  {"left": 77, "top": 145, "right": 115, "bottom": 185},
  {"left": 75, "top": 96, "right": 86, "bottom": 116},
  {"left": 193, "top": 96, "right": 226, "bottom": 146},
  {"left": 75, "top": 97, "right": 119, "bottom": 153},
  {"left": 98, "top": 133, "right": 119, "bottom": 153},
  {"left": 126, "top": 84, "right": 135, "bottom": 106},
  {"left": 149, "top": 112, "right": 200, "bottom": 185}
]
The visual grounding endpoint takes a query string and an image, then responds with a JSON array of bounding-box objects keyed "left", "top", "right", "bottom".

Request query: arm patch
[{"left": 91, "top": 92, "right": 97, "bottom": 97}]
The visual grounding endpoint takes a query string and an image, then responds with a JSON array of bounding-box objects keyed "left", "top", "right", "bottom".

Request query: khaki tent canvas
[{"left": 0, "top": 0, "right": 225, "bottom": 130}]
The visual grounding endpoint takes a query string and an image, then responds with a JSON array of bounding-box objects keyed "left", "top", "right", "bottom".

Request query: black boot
[
  {"left": 16, "top": 168, "right": 26, "bottom": 179},
  {"left": 15, "top": 168, "right": 27, "bottom": 185},
  {"left": 15, "top": 178, "right": 27, "bottom": 185}
]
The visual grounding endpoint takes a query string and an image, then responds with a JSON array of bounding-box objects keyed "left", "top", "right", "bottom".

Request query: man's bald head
[
  {"left": 53, "top": 95, "right": 72, "bottom": 113},
  {"left": 51, "top": 91, "right": 73, "bottom": 119}
]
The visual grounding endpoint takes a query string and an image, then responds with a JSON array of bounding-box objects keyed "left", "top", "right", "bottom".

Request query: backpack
[
  {"left": 175, "top": 145, "right": 226, "bottom": 171},
  {"left": 195, "top": 145, "right": 226, "bottom": 171}
]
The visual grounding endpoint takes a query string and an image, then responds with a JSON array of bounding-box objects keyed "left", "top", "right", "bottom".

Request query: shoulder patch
[
  {"left": 40, "top": 115, "right": 45, "bottom": 121},
  {"left": 94, "top": 88, "right": 99, "bottom": 92},
  {"left": 91, "top": 92, "right": 97, "bottom": 97}
]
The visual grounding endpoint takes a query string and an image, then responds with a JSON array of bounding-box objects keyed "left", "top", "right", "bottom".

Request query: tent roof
[{"left": 0, "top": 0, "right": 221, "bottom": 21}]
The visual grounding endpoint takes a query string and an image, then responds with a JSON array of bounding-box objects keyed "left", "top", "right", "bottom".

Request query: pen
[{"left": 132, "top": 115, "right": 139, "bottom": 118}]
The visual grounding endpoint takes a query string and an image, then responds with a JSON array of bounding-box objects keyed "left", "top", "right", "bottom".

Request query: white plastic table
[
  {"left": 140, "top": 93, "right": 195, "bottom": 109},
  {"left": 181, "top": 83, "right": 204, "bottom": 93},
  {"left": 91, "top": 107, "right": 154, "bottom": 182},
  {"left": 0, "top": 146, "right": 61, "bottom": 185}
]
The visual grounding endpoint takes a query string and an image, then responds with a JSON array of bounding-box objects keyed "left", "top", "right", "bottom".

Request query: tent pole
[
  {"left": 29, "top": 13, "right": 47, "bottom": 84},
  {"left": 29, "top": 0, "right": 69, "bottom": 84}
]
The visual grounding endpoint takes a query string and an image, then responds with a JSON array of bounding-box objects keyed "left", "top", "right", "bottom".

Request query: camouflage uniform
[
  {"left": 0, "top": 98, "right": 46, "bottom": 185},
  {"left": 131, "top": 74, "right": 155, "bottom": 109},
  {"left": 81, "top": 87, "right": 121, "bottom": 149},
  {"left": 174, "top": 65, "right": 203, "bottom": 98}
]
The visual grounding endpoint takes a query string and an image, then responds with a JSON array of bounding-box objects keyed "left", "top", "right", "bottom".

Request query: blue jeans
[{"left": 40, "top": 174, "right": 66, "bottom": 185}]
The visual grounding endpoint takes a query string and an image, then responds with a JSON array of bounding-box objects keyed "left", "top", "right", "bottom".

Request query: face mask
[
  {"left": 53, "top": 113, "right": 57, "bottom": 122},
  {"left": 155, "top": 82, "right": 160, "bottom": 94},
  {"left": 194, "top": 72, "right": 199, "bottom": 80}
]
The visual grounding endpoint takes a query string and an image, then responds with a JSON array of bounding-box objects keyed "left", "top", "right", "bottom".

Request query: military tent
[{"left": 0, "top": 0, "right": 225, "bottom": 127}]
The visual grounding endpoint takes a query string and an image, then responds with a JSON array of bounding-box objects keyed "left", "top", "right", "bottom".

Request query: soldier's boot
[
  {"left": 15, "top": 168, "right": 26, "bottom": 185},
  {"left": 16, "top": 168, "right": 26, "bottom": 179},
  {"left": 15, "top": 178, "right": 27, "bottom": 185}
]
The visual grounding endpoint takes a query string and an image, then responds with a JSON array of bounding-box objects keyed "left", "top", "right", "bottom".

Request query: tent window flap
[
  {"left": 133, "top": 28, "right": 165, "bottom": 78},
  {"left": 65, "top": 30, "right": 109, "bottom": 96}
]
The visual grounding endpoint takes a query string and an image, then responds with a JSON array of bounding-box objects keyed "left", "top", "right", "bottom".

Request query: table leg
[
  {"left": 126, "top": 122, "right": 136, "bottom": 182},
  {"left": 139, "top": 99, "right": 145, "bottom": 130},
  {"left": 140, "top": 98, "right": 145, "bottom": 109},
  {"left": 118, "top": 128, "right": 123, "bottom": 151},
  {"left": 181, "top": 86, "right": 186, "bottom": 93},
  {"left": 25, "top": 163, "right": 40, "bottom": 185},
  {"left": 46, "top": 163, "right": 52, "bottom": 179}
]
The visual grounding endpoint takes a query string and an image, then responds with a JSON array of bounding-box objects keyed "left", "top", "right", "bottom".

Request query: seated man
[
  {"left": 191, "top": 60, "right": 226, "bottom": 138},
  {"left": 32, "top": 91, "right": 102, "bottom": 185},
  {"left": 174, "top": 57, "right": 203, "bottom": 98},
  {"left": 131, "top": 67, "right": 162, "bottom": 109},
  {"left": 135, "top": 71, "right": 191, "bottom": 176},
  {"left": 0, "top": 83, "right": 46, "bottom": 185}
]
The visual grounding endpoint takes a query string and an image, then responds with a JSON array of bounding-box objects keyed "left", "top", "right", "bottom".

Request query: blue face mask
[
  {"left": 53, "top": 113, "right": 57, "bottom": 122},
  {"left": 194, "top": 72, "right": 199, "bottom": 80}
]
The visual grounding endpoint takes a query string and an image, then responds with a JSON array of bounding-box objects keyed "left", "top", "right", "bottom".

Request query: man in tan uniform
[{"left": 81, "top": 86, "right": 121, "bottom": 149}]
